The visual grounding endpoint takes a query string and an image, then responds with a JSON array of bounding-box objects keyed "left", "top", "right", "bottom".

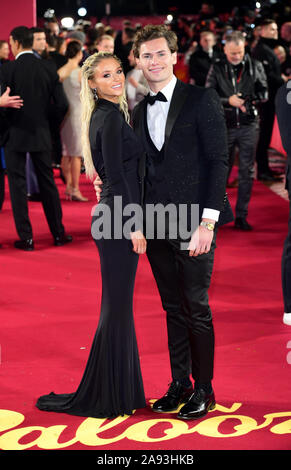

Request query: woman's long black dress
[{"left": 36, "top": 99, "right": 146, "bottom": 418}]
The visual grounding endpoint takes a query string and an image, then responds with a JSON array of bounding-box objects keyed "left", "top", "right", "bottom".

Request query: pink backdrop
[{"left": 0, "top": 0, "right": 36, "bottom": 48}]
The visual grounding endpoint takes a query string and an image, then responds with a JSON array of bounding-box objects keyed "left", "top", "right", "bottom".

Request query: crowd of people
[{"left": 0, "top": 3, "right": 290, "bottom": 239}]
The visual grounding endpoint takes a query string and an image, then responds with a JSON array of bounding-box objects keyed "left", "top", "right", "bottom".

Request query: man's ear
[
  {"left": 172, "top": 52, "right": 177, "bottom": 66},
  {"left": 135, "top": 58, "right": 142, "bottom": 70}
]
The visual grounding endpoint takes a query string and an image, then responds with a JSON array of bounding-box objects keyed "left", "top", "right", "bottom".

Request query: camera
[{"left": 241, "top": 94, "right": 258, "bottom": 118}]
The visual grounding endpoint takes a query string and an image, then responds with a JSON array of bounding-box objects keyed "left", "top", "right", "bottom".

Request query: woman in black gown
[{"left": 36, "top": 52, "right": 147, "bottom": 418}]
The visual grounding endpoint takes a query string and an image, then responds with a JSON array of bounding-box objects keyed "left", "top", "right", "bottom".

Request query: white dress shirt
[{"left": 146, "top": 75, "right": 220, "bottom": 222}]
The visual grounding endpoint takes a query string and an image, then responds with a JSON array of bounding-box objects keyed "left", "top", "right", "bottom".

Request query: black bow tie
[{"left": 145, "top": 91, "right": 167, "bottom": 105}]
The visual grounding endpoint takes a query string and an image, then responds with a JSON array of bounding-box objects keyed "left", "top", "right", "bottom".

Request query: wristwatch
[{"left": 200, "top": 221, "right": 215, "bottom": 231}]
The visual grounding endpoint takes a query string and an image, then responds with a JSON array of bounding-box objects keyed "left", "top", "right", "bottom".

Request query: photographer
[{"left": 206, "top": 31, "right": 268, "bottom": 230}]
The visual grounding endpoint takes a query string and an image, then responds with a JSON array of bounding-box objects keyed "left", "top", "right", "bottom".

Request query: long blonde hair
[{"left": 80, "top": 52, "right": 130, "bottom": 179}]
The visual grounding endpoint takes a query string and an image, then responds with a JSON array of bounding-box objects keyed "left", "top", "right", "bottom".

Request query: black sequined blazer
[{"left": 132, "top": 78, "right": 233, "bottom": 226}]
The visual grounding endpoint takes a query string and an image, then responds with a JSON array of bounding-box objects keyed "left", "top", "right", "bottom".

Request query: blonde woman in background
[
  {"left": 36, "top": 52, "right": 147, "bottom": 418},
  {"left": 58, "top": 40, "right": 88, "bottom": 202}
]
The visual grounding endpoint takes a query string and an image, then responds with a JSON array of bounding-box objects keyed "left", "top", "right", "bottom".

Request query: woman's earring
[{"left": 92, "top": 88, "right": 98, "bottom": 101}]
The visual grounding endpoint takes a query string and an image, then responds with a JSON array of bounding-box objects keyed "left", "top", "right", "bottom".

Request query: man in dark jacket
[
  {"left": 0, "top": 26, "right": 72, "bottom": 250},
  {"left": 189, "top": 31, "right": 222, "bottom": 87},
  {"left": 206, "top": 30, "right": 268, "bottom": 230},
  {"left": 276, "top": 81, "right": 291, "bottom": 326},
  {"left": 252, "top": 18, "right": 287, "bottom": 181}
]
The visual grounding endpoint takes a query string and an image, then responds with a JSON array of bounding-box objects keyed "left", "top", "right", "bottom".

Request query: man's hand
[
  {"left": 188, "top": 220, "right": 215, "bottom": 257},
  {"left": 282, "top": 74, "right": 291, "bottom": 83},
  {"left": 130, "top": 230, "right": 147, "bottom": 254},
  {"left": 0, "top": 87, "right": 23, "bottom": 109},
  {"left": 93, "top": 175, "right": 103, "bottom": 202},
  {"left": 229, "top": 94, "right": 245, "bottom": 110}
]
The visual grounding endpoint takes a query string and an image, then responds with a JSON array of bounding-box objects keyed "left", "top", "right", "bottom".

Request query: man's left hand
[{"left": 188, "top": 221, "right": 215, "bottom": 257}]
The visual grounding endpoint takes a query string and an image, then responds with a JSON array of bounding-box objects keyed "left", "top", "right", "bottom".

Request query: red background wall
[{"left": 0, "top": 0, "right": 36, "bottom": 43}]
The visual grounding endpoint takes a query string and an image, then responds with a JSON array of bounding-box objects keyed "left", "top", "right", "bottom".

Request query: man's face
[
  {"left": 33, "top": 32, "right": 46, "bottom": 53},
  {"left": 200, "top": 34, "right": 215, "bottom": 52},
  {"left": 135, "top": 37, "right": 177, "bottom": 90},
  {"left": 0, "top": 42, "right": 9, "bottom": 60},
  {"left": 261, "top": 22, "right": 278, "bottom": 40},
  {"left": 224, "top": 41, "right": 245, "bottom": 65},
  {"left": 274, "top": 46, "right": 286, "bottom": 64}
]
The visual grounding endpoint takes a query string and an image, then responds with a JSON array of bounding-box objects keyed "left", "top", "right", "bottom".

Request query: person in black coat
[
  {"left": 252, "top": 18, "right": 287, "bottom": 181},
  {"left": 0, "top": 26, "right": 72, "bottom": 250},
  {"left": 133, "top": 25, "right": 233, "bottom": 420},
  {"left": 189, "top": 31, "right": 222, "bottom": 87},
  {"left": 0, "top": 86, "right": 23, "bottom": 224},
  {"left": 94, "top": 25, "right": 233, "bottom": 420},
  {"left": 206, "top": 31, "right": 268, "bottom": 230},
  {"left": 275, "top": 81, "right": 291, "bottom": 326}
]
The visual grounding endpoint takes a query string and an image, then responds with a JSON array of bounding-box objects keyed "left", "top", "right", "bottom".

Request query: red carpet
[{"left": 0, "top": 172, "right": 291, "bottom": 452}]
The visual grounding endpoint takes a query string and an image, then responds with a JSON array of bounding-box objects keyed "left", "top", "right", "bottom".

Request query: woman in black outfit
[{"left": 36, "top": 52, "right": 147, "bottom": 418}]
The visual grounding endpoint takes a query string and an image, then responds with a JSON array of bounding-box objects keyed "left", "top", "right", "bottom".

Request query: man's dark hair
[
  {"left": 10, "top": 26, "right": 33, "bottom": 48},
  {"left": 65, "top": 40, "right": 82, "bottom": 59},
  {"left": 30, "top": 27, "right": 45, "bottom": 34},
  {"left": 133, "top": 24, "right": 178, "bottom": 58}
]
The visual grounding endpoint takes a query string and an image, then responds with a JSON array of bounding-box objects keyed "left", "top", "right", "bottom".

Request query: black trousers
[
  {"left": 282, "top": 172, "right": 291, "bottom": 313},
  {"left": 227, "top": 121, "right": 259, "bottom": 218},
  {"left": 256, "top": 99, "right": 276, "bottom": 175},
  {"left": 146, "top": 226, "right": 216, "bottom": 384},
  {"left": 5, "top": 149, "right": 64, "bottom": 240}
]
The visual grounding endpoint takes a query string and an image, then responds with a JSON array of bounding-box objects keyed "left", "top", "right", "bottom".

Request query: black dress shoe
[
  {"left": 152, "top": 381, "right": 194, "bottom": 413},
  {"left": 177, "top": 388, "right": 216, "bottom": 420},
  {"left": 234, "top": 217, "right": 252, "bottom": 231},
  {"left": 54, "top": 233, "right": 73, "bottom": 246},
  {"left": 14, "top": 239, "right": 34, "bottom": 251}
]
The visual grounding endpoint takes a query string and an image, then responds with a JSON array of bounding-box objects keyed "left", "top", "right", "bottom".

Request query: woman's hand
[
  {"left": 130, "top": 230, "right": 147, "bottom": 254},
  {"left": 93, "top": 175, "right": 103, "bottom": 202},
  {"left": 0, "top": 87, "right": 23, "bottom": 108}
]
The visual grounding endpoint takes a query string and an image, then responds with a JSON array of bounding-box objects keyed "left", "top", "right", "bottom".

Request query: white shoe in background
[{"left": 283, "top": 313, "right": 291, "bottom": 325}]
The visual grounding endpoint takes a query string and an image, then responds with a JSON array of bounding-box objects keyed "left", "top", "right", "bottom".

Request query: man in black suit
[
  {"left": 0, "top": 86, "right": 23, "bottom": 248},
  {"left": 131, "top": 24, "right": 232, "bottom": 420},
  {"left": 275, "top": 81, "right": 291, "bottom": 326},
  {"left": 0, "top": 26, "right": 72, "bottom": 250},
  {"left": 189, "top": 30, "right": 222, "bottom": 87},
  {"left": 252, "top": 19, "right": 287, "bottom": 181}
]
